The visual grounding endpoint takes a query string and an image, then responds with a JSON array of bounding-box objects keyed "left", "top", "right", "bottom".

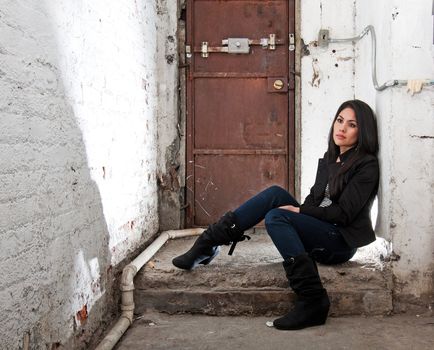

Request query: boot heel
[{"left": 199, "top": 246, "right": 220, "bottom": 265}]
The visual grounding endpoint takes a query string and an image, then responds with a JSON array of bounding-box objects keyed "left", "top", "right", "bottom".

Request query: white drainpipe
[{"left": 95, "top": 228, "right": 204, "bottom": 350}]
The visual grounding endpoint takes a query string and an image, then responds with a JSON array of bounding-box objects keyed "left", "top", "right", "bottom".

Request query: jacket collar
[{"left": 339, "top": 147, "right": 357, "bottom": 163}]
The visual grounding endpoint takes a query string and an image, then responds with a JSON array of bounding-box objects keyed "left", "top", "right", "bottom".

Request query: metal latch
[
  {"left": 194, "top": 34, "right": 283, "bottom": 58},
  {"left": 222, "top": 38, "right": 250, "bottom": 54},
  {"left": 185, "top": 45, "right": 192, "bottom": 58}
]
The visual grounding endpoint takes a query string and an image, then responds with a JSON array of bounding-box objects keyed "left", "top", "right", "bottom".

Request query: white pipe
[{"left": 95, "top": 228, "right": 204, "bottom": 350}]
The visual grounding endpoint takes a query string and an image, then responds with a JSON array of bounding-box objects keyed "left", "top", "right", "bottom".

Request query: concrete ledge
[{"left": 134, "top": 233, "right": 393, "bottom": 316}]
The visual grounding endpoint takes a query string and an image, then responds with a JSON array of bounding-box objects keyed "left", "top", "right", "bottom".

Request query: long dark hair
[{"left": 327, "top": 99, "right": 379, "bottom": 198}]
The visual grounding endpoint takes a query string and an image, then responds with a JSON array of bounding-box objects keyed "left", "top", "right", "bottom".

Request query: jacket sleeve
[{"left": 299, "top": 157, "right": 379, "bottom": 226}]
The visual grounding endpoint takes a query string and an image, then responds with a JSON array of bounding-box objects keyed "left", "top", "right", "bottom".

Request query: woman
[{"left": 173, "top": 99, "right": 379, "bottom": 330}]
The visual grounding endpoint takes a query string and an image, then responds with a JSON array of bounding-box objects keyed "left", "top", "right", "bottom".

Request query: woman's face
[{"left": 333, "top": 107, "right": 358, "bottom": 154}]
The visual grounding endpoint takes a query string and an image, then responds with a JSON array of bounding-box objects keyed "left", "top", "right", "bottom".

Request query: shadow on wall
[
  {"left": 155, "top": 0, "right": 183, "bottom": 231},
  {"left": 0, "top": 3, "right": 113, "bottom": 349}
]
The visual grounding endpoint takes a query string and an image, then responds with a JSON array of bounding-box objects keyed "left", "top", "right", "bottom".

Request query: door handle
[{"left": 267, "top": 77, "right": 288, "bottom": 93}]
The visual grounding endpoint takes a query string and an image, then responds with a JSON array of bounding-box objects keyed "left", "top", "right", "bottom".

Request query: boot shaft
[
  {"left": 282, "top": 253, "right": 326, "bottom": 297},
  {"left": 202, "top": 211, "right": 244, "bottom": 245}
]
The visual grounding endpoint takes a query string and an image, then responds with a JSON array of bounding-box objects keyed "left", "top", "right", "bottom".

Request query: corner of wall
[{"left": 156, "top": 0, "right": 184, "bottom": 231}]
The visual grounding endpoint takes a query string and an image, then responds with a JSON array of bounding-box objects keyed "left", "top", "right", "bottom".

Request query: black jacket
[{"left": 299, "top": 148, "right": 379, "bottom": 248}]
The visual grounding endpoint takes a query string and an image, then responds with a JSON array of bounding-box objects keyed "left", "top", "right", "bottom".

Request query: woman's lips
[{"left": 335, "top": 134, "right": 346, "bottom": 140}]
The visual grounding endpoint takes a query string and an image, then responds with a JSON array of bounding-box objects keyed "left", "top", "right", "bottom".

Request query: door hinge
[
  {"left": 289, "top": 33, "right": 295, "bottom": 51},
  {"left": 185, "top": 45, "right": 192, "bottom": 59}
]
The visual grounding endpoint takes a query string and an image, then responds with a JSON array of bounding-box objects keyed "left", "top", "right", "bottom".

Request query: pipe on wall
[
  {"left": 95, "top": 228, "right": 204, "bottom": 350},
  {"left": 328, "top": 25, "right": 434, "bottom": 91}
]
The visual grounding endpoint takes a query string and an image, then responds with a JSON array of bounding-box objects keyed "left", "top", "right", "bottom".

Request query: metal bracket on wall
[{"left": 318, "top": 29, "right": 329, "bottom": 48}]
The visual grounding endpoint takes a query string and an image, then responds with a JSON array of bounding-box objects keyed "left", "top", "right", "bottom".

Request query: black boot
[
  {"left": 172, "top": 212, "right": 247, "bottom": 270},
  {"left": 273, "top": 253, "right": 330, "bottom": 330}
]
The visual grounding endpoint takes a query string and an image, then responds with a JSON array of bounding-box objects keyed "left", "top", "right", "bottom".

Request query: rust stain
[{"left": 76, "top": 304, "right": 88, "bottom": 324}]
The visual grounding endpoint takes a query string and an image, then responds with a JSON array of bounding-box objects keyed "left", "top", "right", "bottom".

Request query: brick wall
[{"left": 0, "top": 1, "right": 177, "bottom": 348}]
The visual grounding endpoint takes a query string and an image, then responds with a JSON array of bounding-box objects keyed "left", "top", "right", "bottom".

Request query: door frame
[{"left": 177, "top": 0, "right": 302, "bottom": 227}]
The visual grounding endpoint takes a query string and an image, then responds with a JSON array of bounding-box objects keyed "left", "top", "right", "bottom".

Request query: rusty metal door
[{"left": 186, "top": 0, "right": 295, "bottom": 227}]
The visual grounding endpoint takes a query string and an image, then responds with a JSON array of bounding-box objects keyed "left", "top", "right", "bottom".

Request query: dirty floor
[{"left": 114, "top": 312, "right": 434, "bottom": 350}]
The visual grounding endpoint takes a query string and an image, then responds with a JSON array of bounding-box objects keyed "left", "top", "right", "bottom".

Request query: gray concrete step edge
[
  {"left": 134, "top": 288, "right": 393, "bottom": 317},
  {"left": 133, "top": 234, "right": 394, "bottom": 317}
]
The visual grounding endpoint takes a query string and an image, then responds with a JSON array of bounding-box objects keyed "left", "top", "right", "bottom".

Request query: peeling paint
[
  {"left": 300, "top": 38, "right": 310, "bottom": 57},
  {"left": 310, "top": 58, "right": 321, "bottom": 87}
]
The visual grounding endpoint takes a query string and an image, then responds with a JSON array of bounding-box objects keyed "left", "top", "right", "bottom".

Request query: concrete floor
[{"left": 115, "top": 312, "right": 434, "bottom": 350}]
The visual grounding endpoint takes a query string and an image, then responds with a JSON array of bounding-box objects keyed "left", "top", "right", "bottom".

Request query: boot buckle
[{"left": 228, "top": 234, "right": 251, "bottom": 256}]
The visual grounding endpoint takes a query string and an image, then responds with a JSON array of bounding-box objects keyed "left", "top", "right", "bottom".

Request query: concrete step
[{"left": 134, "top": 231, "right": 393, "bottom": 317}]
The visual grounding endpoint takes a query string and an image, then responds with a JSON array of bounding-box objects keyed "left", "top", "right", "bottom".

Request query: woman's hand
[{"left": 278, "top": 205, "right": 300, "bottom": 213}]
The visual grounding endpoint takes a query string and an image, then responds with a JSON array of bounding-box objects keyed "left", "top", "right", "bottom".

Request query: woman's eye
[{"left": 350, "top": 123, "right": 357, "bottom": 128}]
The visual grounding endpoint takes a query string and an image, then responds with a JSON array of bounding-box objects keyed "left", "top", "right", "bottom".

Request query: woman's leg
[
  {"left": 173, "top": 185, "right": 298, "bottom": 270},
  {"left": 233, "top": 185, "right": 299, "bottom": 231},
  {"left": 264, "top": 208, "right": 354, "bottom": 262},
  {"left": 264, "top": 208, "right": 353, "bottom": 330}
]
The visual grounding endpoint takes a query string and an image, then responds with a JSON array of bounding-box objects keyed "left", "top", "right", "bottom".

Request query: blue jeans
[{"left": 233, "top": 186, "right": 356, "bottom": 264}]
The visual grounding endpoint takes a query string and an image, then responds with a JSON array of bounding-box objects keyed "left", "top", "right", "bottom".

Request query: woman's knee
[
  {"left": 264, "top": 208, "right": 288, "bottom": 228},
  {"left": 264, "top": 185, "right": 287, "bottom": 196},
  {"left": 261, "top": 185, "right": 295, "bottom": 206}
]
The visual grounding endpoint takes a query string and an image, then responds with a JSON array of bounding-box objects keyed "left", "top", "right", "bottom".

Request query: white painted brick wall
[
  {"left": 1, "top": 0, "right": 432, "bottom": 347},
  {"left": 300, "top": 0, "right": 356, "bottom": 199},
  {"left": 355, "top": 0, "right": 434, "bottom": 297},
  {"left": 301, "top": 0, "right": 434, "bottom": 298},
  {"left": 0, "top": 0, "right": 176, "bottom": 348}
]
